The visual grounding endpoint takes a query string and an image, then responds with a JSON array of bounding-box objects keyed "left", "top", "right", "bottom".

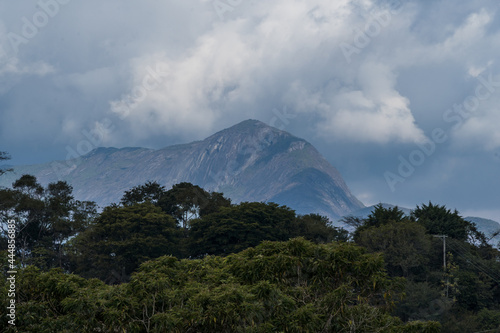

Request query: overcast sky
[{"left": 1, "top": 0, "right": 499, "bottom": 220}]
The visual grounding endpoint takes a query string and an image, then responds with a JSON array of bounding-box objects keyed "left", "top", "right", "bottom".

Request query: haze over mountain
[{"left": 0, "top": 120, "right": 364, "bottom": 219}]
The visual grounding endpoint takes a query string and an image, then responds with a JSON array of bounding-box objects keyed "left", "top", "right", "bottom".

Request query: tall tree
[
  {"left": 121, "top": 182, "right": 231, "bottom": 230},
  {"left": 71, "top": 202, "right": 180, "bottom": 283},
  {"left": 44, "top": 181, "right": 97, "bottom": 269},
  {"left": 189, "top": 202, "right": 296, "bottom": 257},
  {"left": 158, "top": 182, "right": 231, "bottom": 230},
  {"left": 1, "top": 175, "right": 45, "bottom": 266},
  {"left": 120, "top": 181, "right": 166, "bottom": 206},
  {"left": 353, "top": 204, "right": 410, "bottom": 242},
  {"left": 366, "top": 204, "right": 407, "bottom": 228},
  {"left": 293, "top": 213, "right": 349, "bottom": 243},
  {"left": 357, "top": 221, "right": 431, "bottom": 277},
  {"left": 0, "top": 175, "right": 96, "bottom": 269},
  {"left": 412, "top": 202, "right": 484, "bottom": 242}
]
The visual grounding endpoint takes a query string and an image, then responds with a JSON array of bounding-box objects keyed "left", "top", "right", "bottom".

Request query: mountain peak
[
  {"left": 1, "top": 120, "right": 364, "bottom": 219},
  {"left": 213, "top": 119, "right": 284, "bottom": 136},
  {"left": 234, "top": 119, "right": 266, "bottom": 127}
]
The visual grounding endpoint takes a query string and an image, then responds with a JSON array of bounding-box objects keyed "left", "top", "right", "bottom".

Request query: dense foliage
[
  {"left": 1, "top": 238, "right": 440, "bottom": 332},
  {"left": 345, "top": 204, "right": 500, "bottom": 332},
  {"left": 1, "top": 171, "right": 499, "bottom": 332},
  {"left": 0, "top": 175, "right": 96, "bottom": 270},
  {"left": 70, "top": 202, "right": 180, "bottom": 284}
]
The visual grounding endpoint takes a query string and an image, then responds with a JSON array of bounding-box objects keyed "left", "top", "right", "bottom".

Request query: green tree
[
  {"left": 188, "top": 202, "right": 296, "bottom": 257},
  {"left": 158, "top": 182, "right": 231, "bottom": 230},
  {"left": 143, "top": 238, "right": 438, "bottom": 332},
  {"left": 357, "top": 221, "right": 431, "bottom": 277},
  {"left": 473, "top": 309, "right": 500, "bottom": 331},
  {"left": 393, "top": 281, "right": 450, "bottom": 322},
  {"left": 367, "top": 204, "right": 407, "bottom": 228},
  {"left": 1, "top": 239, "right": 441, "bottom": 332},
  {"left": 0, "top": 175, "right": 96, "bottom": 270},
  {"left": 445, "top": 239, "right": 500, "bottom": 312},
  {"left": 120, "top": 181, "right": 166, "bottom": 206},
  {"left": 353, "top": 204, "right": 410, "bottom": 242},
  {"left": 339, "top": 215, "right": 365, "bottom": 229},
  {"left": 122, "top": 181, "right": 232, "bottom": 230},
  {"left": 71, "top": 202, "right": 180, "bottom": 283},
  {"left": 0, "top": 175, "right": 45, "bottom": 265},
  {"left": 293, "top": 213, "right": 349, "bottom": 243},
  {"left": 42, "top": 181, "right": 97, "bottom": 269},
  {"left": 412, "top": 202, "right": 481, "bottom": 242}
]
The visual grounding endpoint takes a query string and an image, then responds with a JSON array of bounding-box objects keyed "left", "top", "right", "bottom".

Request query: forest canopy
[{"left": 0, "top": 174, "right": 499, "bottom": 332}]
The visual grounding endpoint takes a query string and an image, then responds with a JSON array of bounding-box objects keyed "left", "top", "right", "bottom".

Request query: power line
[
  {"left": 447, "top": 239, "right": 500, "bottom": 283},
  {"left": 449, "top": 246, "right": 499, "bottom": 282},
  {"left": 448, "top": 239, "right": 500, "bottom": 281}
]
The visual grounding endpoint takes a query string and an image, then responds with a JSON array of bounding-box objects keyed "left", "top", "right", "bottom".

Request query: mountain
[
  {"left": 465, "top": 217, "right": 500, "bottom": 247},
  {"left": 0, "top": 119, "right": 364, "bottom": 219}
]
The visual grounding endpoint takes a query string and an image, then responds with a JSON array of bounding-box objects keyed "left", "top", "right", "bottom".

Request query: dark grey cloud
[{"left": 1, "top": 0, "right": 499, "bottom": 220}]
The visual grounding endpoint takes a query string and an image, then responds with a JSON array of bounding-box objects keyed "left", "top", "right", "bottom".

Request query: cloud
[
  {"left": 451, "top": 78, "right": 500, "bottom": 151},
  {"left": 0, "top": 22, "right": 54, "bottom": 95},
  {"left": 106, "top": 0, "right": 429, "bottom": 145},
  {"left": 316, "top": 62, "right": 427, "bottom": 143},
  {"left": 439, "top": 9, "right": 491, "bottom": 60},
  {"left": 2, "top": 0, "right": 500, "bottom": 217},
  {"left": 1, "top": 1, "right": 499, "bottom": 147}
]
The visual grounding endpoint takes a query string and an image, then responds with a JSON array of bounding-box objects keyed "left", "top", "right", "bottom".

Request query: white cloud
[
  {"left": 106, "top": 0, "right": 429, "bottom": 144},
  {"left": 2, "top": 0, "right": 499, "bottom": 150},
  {"left": 324, "top": 62, "right": 427, "bottom": 143},
  {"left": 453, "top": 96, "right": 500, "bottom": 151},
  {"left": 440, "top": 9, "right": 491, "bottom": 57},
  {"left": 0, "top": 9, "right": 57, "bottom": 78},
  {"left": 2, "top": 0, "right": 500, "bottom": 217},
  {"left": 323, "top": 99, "right": 426, "bottom": 144}
]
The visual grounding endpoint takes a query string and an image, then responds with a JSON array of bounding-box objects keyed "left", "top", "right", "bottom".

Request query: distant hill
[
  {"left": 0, "top": 119, "right": 364, "bottom": 220},
  {"left": 465, "top": 217, "right": 500, "bottom": 247}
]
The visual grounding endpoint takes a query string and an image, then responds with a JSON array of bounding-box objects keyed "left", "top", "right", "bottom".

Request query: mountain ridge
[{"left": 0, "top": 119, "right": 364, "bottom": 219}]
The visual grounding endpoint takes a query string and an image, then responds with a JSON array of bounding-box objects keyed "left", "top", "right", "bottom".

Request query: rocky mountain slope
[{"left": 0, "top": 120, "right": 364, "bottom": 219}]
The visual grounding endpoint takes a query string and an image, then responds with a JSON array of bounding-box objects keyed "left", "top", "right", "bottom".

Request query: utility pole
[{"left": 433, "top": 235, "right": 448, "bottom": 297}]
